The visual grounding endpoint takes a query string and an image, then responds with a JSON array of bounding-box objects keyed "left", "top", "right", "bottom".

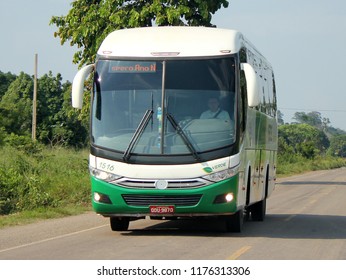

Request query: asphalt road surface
[{"left": 1, "top": 168, "right": 346, "bottom": 260}]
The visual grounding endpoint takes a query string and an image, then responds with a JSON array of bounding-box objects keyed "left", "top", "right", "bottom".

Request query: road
[{"left": 0, "top": 168, "right": 346, "bottom": 260}]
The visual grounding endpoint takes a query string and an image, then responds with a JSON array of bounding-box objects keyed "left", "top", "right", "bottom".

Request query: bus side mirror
[
  {"left": 241, "top": 63, "right": 260, "bottom": 107},
  {"left": 72, "top": 64, "right": 95, "bottom": 109}
]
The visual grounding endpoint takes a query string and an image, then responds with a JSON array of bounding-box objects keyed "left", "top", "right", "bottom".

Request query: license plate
[{"left": 150, "top": 205, "right": 175, "bottom": 214}]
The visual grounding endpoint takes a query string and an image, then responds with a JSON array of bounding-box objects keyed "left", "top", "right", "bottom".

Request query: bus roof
[{"left": 97, "top": 26, "right": 244, "bottom": 58}]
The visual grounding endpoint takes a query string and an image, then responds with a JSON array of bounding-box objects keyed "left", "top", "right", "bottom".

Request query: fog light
[
  {"left": 93, "top": 192, "right": 112, "bottom": 204},
  {"left": 213, "top": 192, "right": 234, "bottom": 204},
  {"left": 225, "top": 193, "right": 234, "bottom": 202},
  {"left": 94, "top": 192, "right": 101, "bottom": 201}
]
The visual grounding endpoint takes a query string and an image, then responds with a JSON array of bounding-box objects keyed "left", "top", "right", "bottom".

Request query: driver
[{"left": 200, "top": 97, "right": 231, "bottom": 122}]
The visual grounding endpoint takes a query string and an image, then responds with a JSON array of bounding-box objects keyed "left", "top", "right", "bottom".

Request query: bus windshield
[{"left": 92, "top": 57, "right": 236, "bottom": 160}]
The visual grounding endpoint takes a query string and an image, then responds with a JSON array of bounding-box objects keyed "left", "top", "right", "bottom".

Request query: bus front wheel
[
  {"left": 224, "top": 210, "right": 244, "bottom": 233},
  {"left": 110, "top": 217, "right": 130, "bottom": 231}
]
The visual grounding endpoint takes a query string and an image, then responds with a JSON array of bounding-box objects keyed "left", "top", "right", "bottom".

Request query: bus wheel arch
[{"left": 245, "top": 166, "right": 252, "bottom": 206}]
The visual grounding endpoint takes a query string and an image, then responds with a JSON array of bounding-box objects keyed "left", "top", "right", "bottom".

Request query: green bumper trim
[{"left": 91, "top": 175, "right": 239, "bottom": 216}]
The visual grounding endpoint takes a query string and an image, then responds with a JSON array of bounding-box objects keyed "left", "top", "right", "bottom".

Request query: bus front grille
[
  {"left": 114, "top": 178, "right": 209, "bottom": 189},
  {"left": 122, "top": 194, "right": 202, "bottom": 207}
]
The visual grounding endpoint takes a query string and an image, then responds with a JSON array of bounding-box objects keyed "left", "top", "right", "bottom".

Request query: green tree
[
  {"left": 293, "top": 111, "right": 332, "bottom": 131},
  {"left": 325, "top": 126, "right": 346, "bottom": 136},
  {"left": 0, "top": 72, "right": 33, "bottom": 136},
  {"left": 36, "top": 73, "right": 88, "bottom": 147},
  {"left": 0, "top": 70, "right": 88, "bottom": 147},
  {"left": 36, "top": 72, "right": 64, "bottom": 144},
  {"left": 0, "top": 71, "right": 16, "bottom": 99},
  {"left": 277, "top": 110, "right": 284, "bottom": 125},
  {"left": 328, "top": 135, "right": 346, "bottom": 157},
  {"left": 0, "top": 71, "right": 16, "bottom": 145},
  {"left": 50, "top": 0, "right": 229, "bottom": 67},
  {"left": 53, "top": 82, "right": 89, "bottom": 147},
  {"left": 279, "top": 123, "right": 330, "bottom": 159}
]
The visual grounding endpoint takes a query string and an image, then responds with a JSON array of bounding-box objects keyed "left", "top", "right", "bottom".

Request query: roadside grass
[
  {"left": 0, "top": 146, "right": 345, "bottom": 228},
  {"left": 0, "top": 205, "right": 91, "bottom": 228},
  {"left": 277, "top": 154, "right": 346, "bottom": 177},
  {"left": 0, "top": 146, "right": 91, "bottom": 228}
]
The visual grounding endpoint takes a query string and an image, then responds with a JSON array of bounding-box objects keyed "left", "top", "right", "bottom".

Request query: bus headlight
[
  {"left": 203, "top": 166, "right": 239, "bottom": 182},
  {"left": 89, "top": 166, "right": 121, "bottom": 182}
]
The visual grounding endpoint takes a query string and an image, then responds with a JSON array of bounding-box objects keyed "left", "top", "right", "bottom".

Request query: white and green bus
[{"left": 72, "top": 27, "right": 278, "bottom": 232}]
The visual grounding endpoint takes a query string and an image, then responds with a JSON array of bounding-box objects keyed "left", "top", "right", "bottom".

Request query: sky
[{"left": 1, "top": 0, "right": 346, "bottom": 130}]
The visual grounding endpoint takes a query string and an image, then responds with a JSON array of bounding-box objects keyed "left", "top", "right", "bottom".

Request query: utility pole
[{"left": 32, "top": 53, "right": 38, "bottom": 141}]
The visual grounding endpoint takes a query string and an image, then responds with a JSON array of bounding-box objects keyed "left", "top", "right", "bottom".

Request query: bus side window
[
  {"left": 272, "top": 73, "right": 277, "bottom": 117},
  {"left": 239, "top": 70, "right": 247, "bottom": 134},
  {"left": 239, "top": 47, "right": 248, "bottom": 137}
]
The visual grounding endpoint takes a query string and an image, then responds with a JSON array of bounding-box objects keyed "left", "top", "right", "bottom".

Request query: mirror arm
[{"left": 72, "top": 64, "right": 95, "bottom": 109}]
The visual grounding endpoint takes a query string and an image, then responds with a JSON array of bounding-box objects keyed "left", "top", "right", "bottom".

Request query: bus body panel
[
  {"left": 89, "top": 155, "right": 240, "bottom": 180},
  {"left": 98, "top": 27, "right": 243, "bottom": 58},
  {"left": 241, "top": 109, "right": 277, "bottom": 206},
  {"left": 91, "top": 175, "right": 239, "bottom": 216}
]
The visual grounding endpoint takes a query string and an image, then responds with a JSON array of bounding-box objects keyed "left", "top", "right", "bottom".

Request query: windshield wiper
[
  {"left": 166, "top": 113, "right": 200, "bottom": 161},
  {"left": 123, "top": 109, "right": 153, "bottom": 162}
]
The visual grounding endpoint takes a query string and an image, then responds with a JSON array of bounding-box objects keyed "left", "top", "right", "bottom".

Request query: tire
[
  {"left": 225, "top": 210, "right": 244, "bottom": 233},
  {"left": 250, "top": 199, "right": 266, "bottom": 221},
  {"left": 110, "top": 217, "right": 130, "bottom": 231}
]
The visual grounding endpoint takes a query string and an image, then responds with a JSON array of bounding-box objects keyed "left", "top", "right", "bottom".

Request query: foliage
[
  {"left": 277, "top": 110, "right": 285, "bottom": 125},
  {"left": 0, "top": 72, "right": 33, "bottom": 135},
  {"left": 328, "top": 134, "right": 346, "bottom": 157},
  {"left": 50, "top": 0, "right": 229, "bottom": 67},
  {"left": 290, "top": 111, "right": 346, "bottom": 137},
  {"left": 0, "top": 127, "right": 5, "bottom": 146},
  {"left": 0, "top": 71, "right": 16, "bottom": 99},
  {"left": 37, "top": 72, "right": 89, "bottom": 146},
  {"left": 36, "top": 72, "right": 64, "bottom": 143},
  {"left": 280, "top": 110, "right": 346, "bottom": 160},
  {"left": 278, "top": 123, "right": 329, "bottom": 159},
  {"left": 293, "top": 111, "right": 329, "bottom": 129},
  {"left": 4, "top": 134, "right": 43, "bottom": 155},
  {"left": 0, "top": 71, "right": 88, "bottom": 147},
  {"left": 277, "top": 154, "right": 346, "bottom": 176},
  {"left": 0, "top": 146, "right": 89, "bottom": 216},
  {"left": 325, "top": 126, "right": 346, "bottom": 137}
]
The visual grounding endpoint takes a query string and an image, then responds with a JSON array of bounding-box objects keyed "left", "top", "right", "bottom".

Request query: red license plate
[{"left": 150, "top": 205, "right": 175, "bottom": 214}]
